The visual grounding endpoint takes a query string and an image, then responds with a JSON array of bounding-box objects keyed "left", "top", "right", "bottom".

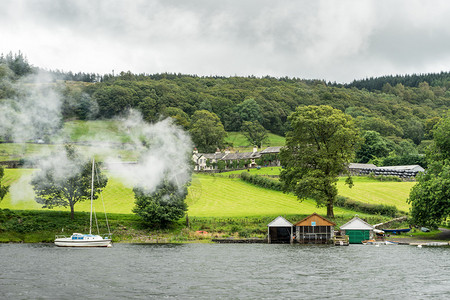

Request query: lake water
[{"left": 1, "top": 243, "right": 449, "bottom": 299}]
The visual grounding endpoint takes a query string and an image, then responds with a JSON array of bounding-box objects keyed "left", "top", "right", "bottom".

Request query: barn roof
[
  {"left": 377, "top": 165, "right": 425, "bottom": 172},
  {"left": 294, "top": 213, "right": 336, "bottom": 226},
  {"left": 340, "top": 217, "right": 374, "bottom": 230},
  {"left": 348, "top": 163, "right": 377, "bottom": 169},
  {"left": 260, "top": 146, "right": 283, "bottom": 154},
  {"left": 268, "top": 216, "right": 293, "bottom": 227}
]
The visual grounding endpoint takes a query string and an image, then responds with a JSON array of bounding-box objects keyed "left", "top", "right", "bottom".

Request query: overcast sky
[{"left": 2, "top": 0, "right": 450, "bottom": 83}]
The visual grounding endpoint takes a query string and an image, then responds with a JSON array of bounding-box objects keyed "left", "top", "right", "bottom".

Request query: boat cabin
[
  {"left": 340, "top": 217, "right": 374, "bottom": 244},
  {"left": 267, "top": 216, "right": 293, "bottom": 244},
  {"left": 294, "top": 213, "right": 335, "bottom": 244}
]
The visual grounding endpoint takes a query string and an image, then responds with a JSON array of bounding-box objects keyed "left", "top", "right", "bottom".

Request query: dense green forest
[
  {"left": 1, "top": 52, "right": 449, "bottom": 165},
  {"left": 347, "top": 72, "right": 450, "bottom": 91}
]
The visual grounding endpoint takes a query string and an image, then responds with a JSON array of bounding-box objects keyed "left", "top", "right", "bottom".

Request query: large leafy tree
[
  {"left": 190, "top": 110, "right": 227, "bottom": 153},
  {"left": 280, "top": 105, "right": 361, "bottom": 218},
  {"left": 241, "top": 120, "right": 268, "bottom": 148},
  {"left": 236, "top": 98, "right": 261, "bottom": 123},
  {"left": 356, "top": 130, "right": 390, "bottom": 163},
  {"left": 0, "top": 166, "right": 9, "bottom": 202},
  {"left": 133, "top": 180, "right": 188, "bottom": 227},
  {"left": 408, "top": 115, "right": 450, "bottom": 228},
  {"left": 31, "top": 146, "right": 107, "bottom": 219}
]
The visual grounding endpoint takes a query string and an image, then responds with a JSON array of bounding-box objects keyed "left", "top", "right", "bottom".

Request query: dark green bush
[
  {"left": 335, "top": 196, "right": 399, "bottom": 217},
  {"left": 240, "top": 172, "right": 282, "bottom": 191}
]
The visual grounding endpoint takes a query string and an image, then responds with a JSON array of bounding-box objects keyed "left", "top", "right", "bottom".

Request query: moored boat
[
  {"left": 54, "top": 159, "right": 112, "bottom": 248},
  {"left": 362, "top": 239, "right": 398, "bottom": 245},
  {"left": 382, "top": 228, "right": 410, "bottom": 234},
  {"left": 55, "top": 233, "right": 112, "bottom": 247}
]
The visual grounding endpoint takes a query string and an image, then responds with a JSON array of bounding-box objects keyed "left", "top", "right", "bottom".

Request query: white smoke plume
[
  {"left": 9, "top": 174, "right": 35, "bottom": 205},
  {"left": 105, "top": 110, "right": 193, "bottom": 194},
  {"left": 1, "top": 71, "right": 193, "bottom": 202},
  {"left": 0, "top": 71, "right": 62, "bottom": 143}
]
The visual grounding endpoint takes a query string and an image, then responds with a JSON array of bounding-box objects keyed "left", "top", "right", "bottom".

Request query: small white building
[
  {"left": 267, "top": 216, "right": 293, "bottom": 244},
  {"left": 340, "top": 217, "right": 374, "bottom": 244}
]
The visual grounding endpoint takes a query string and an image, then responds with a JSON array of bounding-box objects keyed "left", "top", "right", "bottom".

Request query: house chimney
[
  {"left": 253, "top": 146, "right": 258, "bottom": 153},
  {"left": 193, "top": 148, "right": 198, "bottom": 154}
]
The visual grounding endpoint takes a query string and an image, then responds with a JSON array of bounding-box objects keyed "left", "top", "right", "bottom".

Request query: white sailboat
[{"left": 55, "top": 159, "right": 112, "bottom": 247}]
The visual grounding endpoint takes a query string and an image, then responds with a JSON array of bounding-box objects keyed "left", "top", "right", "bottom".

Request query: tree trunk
[
  {"left": 70, "top": 204, "right": 75, "bottom": 219},
  {"left": 327, "top": 202, "right": 334, "bottom": 218}
]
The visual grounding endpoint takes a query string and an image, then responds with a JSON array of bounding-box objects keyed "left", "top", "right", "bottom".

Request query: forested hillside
[
  {"left": 347, "top": 71, "right": 450, "bottom": 91},
  {"left": 1, "top": 52, "right": 450, "bottom": 165}
]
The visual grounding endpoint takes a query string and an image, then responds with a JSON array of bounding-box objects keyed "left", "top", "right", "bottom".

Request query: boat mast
[{"left": 89, "top": 158, "right": 95, "bottom": 235}]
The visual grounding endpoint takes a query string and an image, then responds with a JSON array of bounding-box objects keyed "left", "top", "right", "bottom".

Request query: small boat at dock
[
  {"left": 382, "top": 228, "right": 410, "bottom": 234},
  {"left": 362, "top": 239, "right": 398, "bottom": 245}
]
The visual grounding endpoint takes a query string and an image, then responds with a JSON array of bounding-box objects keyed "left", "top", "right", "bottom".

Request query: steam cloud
[
  {"left": 1, "top": 72, "right": 193, "bottom": 203},
  {"left": 0, "top": 72, "right": 62, "bottom": 143},
  {"left": 106, "top": 110, "right": 193, "bottom": 194}
]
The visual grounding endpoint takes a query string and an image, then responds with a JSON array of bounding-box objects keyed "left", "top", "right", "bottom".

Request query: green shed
[{"left": 340, "top": 217, "right": 374, "bottom": 244}]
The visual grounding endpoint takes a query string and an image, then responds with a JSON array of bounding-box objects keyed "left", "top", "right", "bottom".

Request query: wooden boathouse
[
  {"left": 340, "top": 216, "right": 374, "bottom": 244},
  {"left": 267, "top": 216, "right": 293, "bottom": 244},
  {"left": 294, "top": 213, "right": 335, "bottom": 244}
]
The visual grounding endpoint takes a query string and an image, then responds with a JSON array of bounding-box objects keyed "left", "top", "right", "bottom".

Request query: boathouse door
[{"left": 347, "top": 230, "right": 370, "bottom": 244}]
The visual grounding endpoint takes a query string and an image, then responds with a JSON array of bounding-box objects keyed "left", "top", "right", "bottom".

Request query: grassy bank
[
  {"left": 0, "top": 209, "right": 391, "bottom": 243},
  {"left": 0, "top": 166, "right": 417, "bottom": 243}
]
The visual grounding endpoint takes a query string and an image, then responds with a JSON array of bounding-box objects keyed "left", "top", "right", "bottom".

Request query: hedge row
[
  {"left": 239, "top": 173, "right": 400, "bottom": 217},
  {"left": 335, "top": 196, "right": 399, "bottom": 217},
  {"left": 240, "top": 172, "right": 283, "bottom": 191}
]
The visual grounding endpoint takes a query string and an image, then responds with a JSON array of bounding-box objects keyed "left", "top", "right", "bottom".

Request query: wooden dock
[
  {"left": 332, "top": 235, "right": 349, "bottom": 246},
  {"left": 212, "top": 238, "right": 267, "bottom": 243}
]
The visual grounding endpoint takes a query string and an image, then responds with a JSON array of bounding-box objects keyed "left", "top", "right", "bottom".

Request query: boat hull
[
  {"left": 55, "top": 234, "right": 112, "bottom": 247},
  {"left": 55, "top": 239, "right": 112, "bottom": 247}
]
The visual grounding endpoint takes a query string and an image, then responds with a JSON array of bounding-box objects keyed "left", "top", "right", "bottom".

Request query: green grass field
[
  {"left": 221, "top": 167, "right": 415, "bottom": 212},
  {"left": 337, "top": 177, "right": 415, "bottom": 212},
  {"left": 225, "top": 131, "right": 285, "bottom": 151},
  {"left": 1, "top": 168, "right": 414, "bottom": 216},
  {"left": 0, "top": 122, "right": 285, "bottom": 162},
  {"left": 186, "top": 174, "right": 362, "bottom": 218},
  {"left": 2, "top": 169, "right": 365, "bottom": 219},
  {"left": 60, "top": 120, "right": 130, "bottom": 143},
  {"left": 0, "top": 169, "right": 136, "bottom": 213}
]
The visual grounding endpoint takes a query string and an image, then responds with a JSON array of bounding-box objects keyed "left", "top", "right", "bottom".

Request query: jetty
[
  {"left": 332, "top": 235, "right": 349, "bottom": 246},
  {"left": 212, "top": 238, "right": 266, "bottom": 243}
]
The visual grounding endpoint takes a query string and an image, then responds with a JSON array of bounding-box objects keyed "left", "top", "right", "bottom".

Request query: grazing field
[
  {"left": 337, "top": 177, "right": 415, "bottom": 212},
  {"left": 0, "top": 143, "right": 59, "bottom": 162},
  {"left": 225, "top": 131, "right": 285, "bottom": 151},
  {"left": 220, "top": 167, "right": 414, "bottom": 212},
  {"left": 2, "top": 169, "right": 363, "bottom": 219},
  {"left": 0, "top": 169, "right": 135, "bottom": 213},
  {"left": 219, "top": 167, "right": 282, "bottom": 176},
  {"left": 60, "top": 120, "right": 130, "bottom": 142},
  {"left": 186, "top": 174, "right": 360, "bottom": 218}
]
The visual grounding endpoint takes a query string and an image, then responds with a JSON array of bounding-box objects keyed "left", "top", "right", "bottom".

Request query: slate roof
[
  {"left": 260, "top": 146, "right": 283, "bottom": 154},
  {"left": 377, "top": 165, "right": 425, "bottom": 172},
  {"left": 222, "top": 152, "right": 261, "bottom": 160},
  {"left": 200, "top": 153, "right": 228, "bottom": 160},
  {"left": 348, "top": 163, "right": 377, "bottom": 169}
]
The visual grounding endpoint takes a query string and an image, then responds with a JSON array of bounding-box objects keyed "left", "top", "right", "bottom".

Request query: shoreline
[{"left": 1, "top": 237, "right": 449, "bottom": 246}]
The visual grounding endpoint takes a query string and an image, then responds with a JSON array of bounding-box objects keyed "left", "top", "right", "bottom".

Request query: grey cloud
[{"left": 2, "top": 0, "right": 450, "bottom": 82}]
